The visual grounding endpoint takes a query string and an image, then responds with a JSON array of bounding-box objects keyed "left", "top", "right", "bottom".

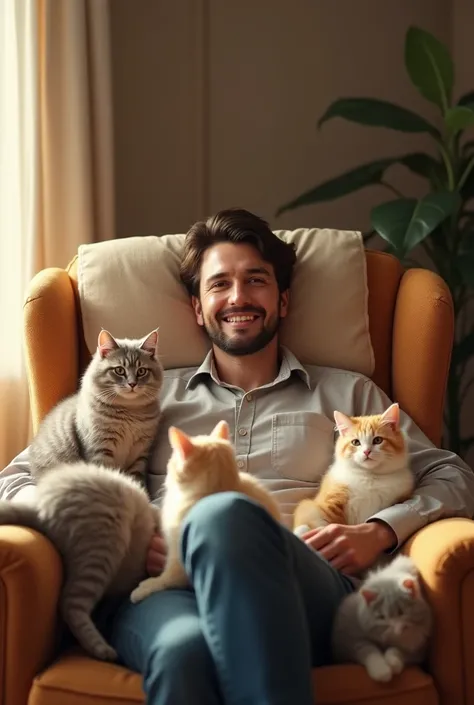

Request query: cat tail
[{"left": 0, "top": 501, "right": 43, "bottom": 532}]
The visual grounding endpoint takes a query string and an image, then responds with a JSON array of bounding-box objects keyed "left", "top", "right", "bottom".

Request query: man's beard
[{"left": 202, "top": 307, "right": 281, "bottom": 357}]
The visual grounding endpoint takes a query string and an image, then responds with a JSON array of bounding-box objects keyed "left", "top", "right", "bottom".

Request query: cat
[
  {"left": 0, "top": 462, "right": 161, "bottom": 661},
  {"left": 332, "top": 554, "right": 432, "bottom": 682},
  {"left": 29, "top": 328, "right": 163, "bottom": 486},
  {"left": 293, "top": 403, "right": 414, "bottom": 536},
  {"left": 130, "top": 419, "right": 281, "bottom": 603}
]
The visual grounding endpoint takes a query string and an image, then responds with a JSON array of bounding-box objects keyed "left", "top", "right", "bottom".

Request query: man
[{"left": 2, "top": 208, "right": 474, "bottom": 705}]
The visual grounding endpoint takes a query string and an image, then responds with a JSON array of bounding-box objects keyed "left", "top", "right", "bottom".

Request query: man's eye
[
  {"left": 212, "top": 281, "right": 227, "bottom": 289},
  {"left": 249, "top": 277, "right": 265, "bottom": 284}
]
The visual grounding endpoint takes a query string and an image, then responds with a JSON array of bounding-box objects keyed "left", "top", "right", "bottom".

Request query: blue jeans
[{"left": 107, "top": 493, "right": 354, "bottom": 704}]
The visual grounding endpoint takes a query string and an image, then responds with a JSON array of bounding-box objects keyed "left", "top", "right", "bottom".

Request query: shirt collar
[{"left": 186, "top": 345, "right": 311, "bottom": 390}]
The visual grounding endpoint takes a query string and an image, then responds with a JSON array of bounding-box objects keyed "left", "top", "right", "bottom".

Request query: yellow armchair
[{"left": 1, "top": 247, "right": 473, "bottom": 705}]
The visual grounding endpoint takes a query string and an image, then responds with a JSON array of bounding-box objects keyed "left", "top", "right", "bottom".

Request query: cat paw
[
  {"left": 366, "top": 659, "right": 393, "bottom": 682},
  {"left": 294, "top": 524, "right": 311, "bottom": 537},
  {"left": 130, "top": 577, "right": 164, "bottom": 603},
  {"left": 384, "top": 648, "right": 404, "bottom": 675}
]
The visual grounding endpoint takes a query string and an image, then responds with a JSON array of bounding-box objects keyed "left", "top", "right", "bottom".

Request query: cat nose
[
  {"left": 128, "top": 382, "right": 137, "bottom": 388},
  {"left": 363, "top": 449, "right": 371, "bottom": 457}
]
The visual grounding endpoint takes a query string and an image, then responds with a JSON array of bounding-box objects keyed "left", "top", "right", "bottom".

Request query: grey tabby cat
[
  {"left": 332, "top": 554, "right": 432, "bottom": 682},
  {"left": 0, "top": 463, "right": 160, "bottom": 661},
  {"left": 30, "top": 328, "right": 163, "bottom": 484}
]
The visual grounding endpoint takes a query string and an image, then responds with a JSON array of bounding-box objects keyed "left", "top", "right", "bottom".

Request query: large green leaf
[
  {"left": 445, "top": 106, "right": 474, "bottom": 134},
  {"left": 318, "top": 98, "right": 439, "bottom": 136},
  {"left": 276, "top": 158, "right": 396, "bottom": 216},
  {"left": 371, "top": 191, "right": 459, "bottom": 257},
  {"left": 405, "top": 26, "right": 454, "bottom": 111},
  {"left": 398, "top": 152, "right": 441, "bottom": 180}
]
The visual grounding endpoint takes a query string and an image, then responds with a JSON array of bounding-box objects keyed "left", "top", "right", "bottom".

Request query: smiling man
[{"left": 2, "top": 208, "right": 474, "bottom": 705}]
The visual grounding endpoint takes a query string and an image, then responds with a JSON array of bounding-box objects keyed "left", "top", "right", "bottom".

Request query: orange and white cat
[
  {"left": 130, "top": 420, "right": 281, "bottom": 603},
  {"left": 293, "top": 403, "right": 414, "bottom": 536}
]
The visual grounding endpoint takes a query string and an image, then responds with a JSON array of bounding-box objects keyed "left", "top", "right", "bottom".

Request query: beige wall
[
  {"left": 110, "top": 0, "right": 453, "bottom": 236},
  {"left": 110, "top": 0, "right": 474, "bottom": 461}
]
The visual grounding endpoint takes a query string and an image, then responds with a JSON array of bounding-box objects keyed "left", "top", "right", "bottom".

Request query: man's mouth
[{"left": 222, "top": 314, "right": 259, "bottom": 323}]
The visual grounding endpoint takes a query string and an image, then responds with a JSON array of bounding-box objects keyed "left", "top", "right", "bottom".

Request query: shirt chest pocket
[{"left": 271, "top": 412, "right": 336, "bottom": 483}]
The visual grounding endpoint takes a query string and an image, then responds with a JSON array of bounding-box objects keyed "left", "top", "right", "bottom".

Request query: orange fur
[{"left": 293, "top": 404, "right": 411, "bottom": 533}]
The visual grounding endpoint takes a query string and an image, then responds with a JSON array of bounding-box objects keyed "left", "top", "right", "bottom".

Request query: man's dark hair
[{"left": 179, "top": 208, "right": 297, "bottom": 296}]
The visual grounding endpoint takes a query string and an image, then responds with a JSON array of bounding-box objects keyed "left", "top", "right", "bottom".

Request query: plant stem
[
  {"left": 438, "top": 141, "right": 455, "bottom": 191},
  {"left": 459, "top": 154, "right": 474, "bottom": 190},
  {"left": 379, "top": 180, "right": 404, "bottom": 199}
]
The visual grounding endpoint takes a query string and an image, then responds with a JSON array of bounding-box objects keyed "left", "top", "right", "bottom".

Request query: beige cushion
[{"left": 77, "top": 229, "right": 375, "bottom": 376}]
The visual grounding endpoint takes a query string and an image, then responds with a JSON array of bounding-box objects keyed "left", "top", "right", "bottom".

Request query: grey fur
[
  {"left": 0, "top": 462, "right": 160, "bottom": 661},
  {"left": 30, "top": 329, "right": 163, "bottom": 486},
  {"left": 332, "top": 555, "right": 432, "bottom": 682}
]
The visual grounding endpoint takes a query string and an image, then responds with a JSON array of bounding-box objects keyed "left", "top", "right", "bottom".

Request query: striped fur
[
  {"left": 293, "top": 404, "right": 414, "bottom": 534},
  {"left": 0, "top": 463, "right": 160, "bottom": 661},
  {"left": 30, "top": 329, "right": 163, "bottom": 486}
]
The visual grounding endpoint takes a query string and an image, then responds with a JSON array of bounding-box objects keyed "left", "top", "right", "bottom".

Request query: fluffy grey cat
[
  {"left": 332, "top": 554, "right": 432, "bottom": 682},
  {"left": 0, "top": 463, "right": 160, "bottom": 661},
  {"left": 30, "top": 328, "right": 163, "bottom": 485}
]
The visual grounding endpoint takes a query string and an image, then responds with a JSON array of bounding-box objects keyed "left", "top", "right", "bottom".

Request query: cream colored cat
[
  {"left": 130, "top": 420, "right": 281, "bottom": 603},
  {"left": 293, "top": 403, "right": 414, "bottom": 536}
]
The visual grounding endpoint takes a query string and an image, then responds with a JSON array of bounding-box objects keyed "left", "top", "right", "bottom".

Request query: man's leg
[
  {"left": 107, "top": 589, "right": 223, "bottom": 705},
  {"left": 181, "top": 492, "right": 353, "bottom": 705}
]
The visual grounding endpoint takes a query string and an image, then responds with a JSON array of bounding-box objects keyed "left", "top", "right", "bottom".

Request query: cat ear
[
  {"left": 211, "top": 420, "right": 230, "bottom": 441},
  {"left": 140, "top": 329, "right": 159, "bottom": 360},
  {"left": 380, "top": 403, "right": 400, "bottom": 431},
  {"left": 333, "top": 410, "right": 355, "bottom": 436},
  {"left": 401, "top": 577, "right": 418, "bottom": 598},
  {"left": 168, "top": 426, "right": 194, "bottom": 462},
  {"left": 361, "top": 589, "right": 377, "bottom": 605},
  {"left": 98, "top": 329, "right": 119, "bottom": 358}
]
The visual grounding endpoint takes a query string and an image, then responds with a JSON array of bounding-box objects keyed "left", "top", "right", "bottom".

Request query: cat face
[
  {"left": 85, "top": 329, "right": 163, "bottom": 404},
  {"left": 166, "top": 421, "right": 240, "bottom": 495},
  {"left": 358, "top": 573, "right": 429, "bottom": 647},
  {"left": 333, "top": 404, "right": 405, "bottom": 472}
]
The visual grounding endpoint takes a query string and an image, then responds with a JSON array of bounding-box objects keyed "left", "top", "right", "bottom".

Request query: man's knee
[{"left": 180, "top": 491, "right": 283, "bottom": 567}]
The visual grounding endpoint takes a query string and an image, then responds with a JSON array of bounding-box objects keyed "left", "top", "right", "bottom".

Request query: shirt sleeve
[
  {"left": 0, "top": 447, "right": 36, "bottom": 501},
  {"left": 356, "top": 378, "right": 474, "bottom": 549}
]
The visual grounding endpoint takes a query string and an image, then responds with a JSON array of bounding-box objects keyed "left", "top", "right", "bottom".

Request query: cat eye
[
  {"left": 351, "top": 439, "right": 361, "bottom": 446},
  {"left": 114, "top": 366, "right": 126, "bottom": 376},
  {"left": 373, "top": 436, "right": 383, "bottom": 445},
  {"left": 136, "top": 367, "right": 148, "bottom": 377}
]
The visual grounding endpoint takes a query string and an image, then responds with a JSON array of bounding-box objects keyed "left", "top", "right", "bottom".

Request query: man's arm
[
  {"left": 359, "top": 378, "right": 474, "bottom": 548},
  {"left": 0, "top": 447, "right": 37, "bottom": 502}
]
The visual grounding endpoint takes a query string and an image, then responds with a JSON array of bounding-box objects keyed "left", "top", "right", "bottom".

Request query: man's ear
[
  {"left": 279, "top": 290, "right": 289, "bottom": 319},
  {"left": 192, "top": 295, "right": 204, "bottom": 326}
]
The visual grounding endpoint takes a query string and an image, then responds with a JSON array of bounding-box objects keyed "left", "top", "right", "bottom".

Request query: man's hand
[
  {"left": 146, "top": 532, "right": 167, "bottom": 576},
  {"left": 302, "top": 521, "right": 397, "bottom": 576}
]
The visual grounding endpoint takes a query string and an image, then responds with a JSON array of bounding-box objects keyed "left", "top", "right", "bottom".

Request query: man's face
[{"left": 192, "top": 242, "right": 289, "bottom": 356}]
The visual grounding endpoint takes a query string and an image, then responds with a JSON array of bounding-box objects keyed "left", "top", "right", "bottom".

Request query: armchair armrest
[
  {"left": 0, "top": 527, "right": 62, "bottom": 705},
  {"left": 403, "top": 517, "right": 474, "bottom": 705}
]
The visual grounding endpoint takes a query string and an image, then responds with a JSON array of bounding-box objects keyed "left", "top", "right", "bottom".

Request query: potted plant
[{"left": 277, "top": 26, "right": 474, "bottom": 459}]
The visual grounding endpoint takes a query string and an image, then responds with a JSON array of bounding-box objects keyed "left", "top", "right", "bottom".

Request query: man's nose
[{"left": 229, "top": 282, "right": 246, "bottom": 305}]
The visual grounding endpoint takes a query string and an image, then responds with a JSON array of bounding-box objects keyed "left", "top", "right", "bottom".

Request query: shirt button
[
  {"left": 238, "top": 428, "right": 247, "bottom": 436},
  {"left": 237, "top": 460, "right": 245, "bottom": 469},
  {"left": 246, "top": 394, "right": 253, "bottom": 402}
]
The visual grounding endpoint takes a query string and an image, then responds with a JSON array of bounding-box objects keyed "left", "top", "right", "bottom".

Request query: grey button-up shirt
[{"left": 2, "top": 347, "right": 474, "bottom": 547}]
